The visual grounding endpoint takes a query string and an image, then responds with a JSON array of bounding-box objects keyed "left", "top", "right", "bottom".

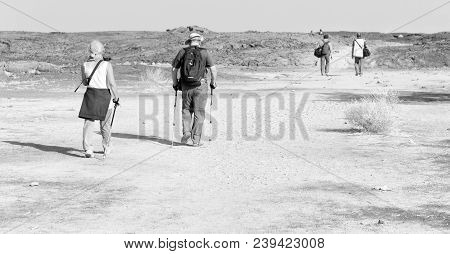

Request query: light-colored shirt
[
  {"left": 82, "top": 61, "right": 114, "bottom": 109},
  {"left": 352, "top": 39, "right": 366, "bottom": 58}
]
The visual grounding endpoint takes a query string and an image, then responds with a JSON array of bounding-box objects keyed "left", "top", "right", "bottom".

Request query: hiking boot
[
  {"left": 181, "top": 134, "right": 191, "bottom": 144},
  {"left": 85, "top": 150, "right": 94, "bottom": 158}
]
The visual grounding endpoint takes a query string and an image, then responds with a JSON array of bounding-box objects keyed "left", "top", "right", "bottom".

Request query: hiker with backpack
[
  {"left": 171, "top": 33, "right": 217, "bottom": 146},
  {"left": 318, "top": 34, "right": 332, "bottom": 76},
  {"left": 352, "top": 33, "right": 369, "bottom": 76},
  {"left": 78, "top": 40, "right": 120, "bottom": 158}
]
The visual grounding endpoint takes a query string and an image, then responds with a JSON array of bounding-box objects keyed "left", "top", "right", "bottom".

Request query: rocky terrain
[{"left": 0, "top": 26, "right": 448, "bottom": 77}]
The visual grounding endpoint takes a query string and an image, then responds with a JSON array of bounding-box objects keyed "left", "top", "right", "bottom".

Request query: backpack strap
[
  {"left": 355, "top": 39, "right": 363, "bottom": 50},
  {"left": 85, "top": 60, "right": 104, "bottom": 85}
]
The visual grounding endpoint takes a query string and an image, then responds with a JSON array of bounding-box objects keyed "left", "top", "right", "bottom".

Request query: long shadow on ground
[
  {"left": 398, "top": 92, "right": 450, "bottom": 103},
  {"left": 320, "top": 91, "right": 450, "bottom": 103},
  {"left": 317, "top": 128, "right": 362, "bottom": 134},
  {"left": 3, "top": 141, "right": 83, "bottom": 158},
  {"left": 106, "top": 132, "right": 187, "bottom": 147}
]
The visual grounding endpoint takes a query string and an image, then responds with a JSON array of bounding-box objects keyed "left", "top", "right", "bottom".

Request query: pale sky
[{"left": 0, "top": 0, "right": 448, "bottom": 33}]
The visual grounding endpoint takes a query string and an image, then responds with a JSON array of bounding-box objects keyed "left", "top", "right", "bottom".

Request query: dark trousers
[
  {"left": 320, "top": 54, "right": 330, "bottom": 75},
  {"left": 354, "top": 57, "right": 363, "bottom": 75},
  {"left": 181, "top": 80, "right": 208, "bottom": 143}
]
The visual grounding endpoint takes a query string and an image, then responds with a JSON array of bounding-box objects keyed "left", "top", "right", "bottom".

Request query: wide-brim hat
[{"left": 185, "top": 33, "right": 204, "bottom": 45}]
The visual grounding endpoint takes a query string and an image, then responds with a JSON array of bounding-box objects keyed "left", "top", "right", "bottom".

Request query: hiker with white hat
[
  {"left": 171, "top": 33, "right": 217, "bottom": 146},
  {"left": 352, "top": 33, "right": 368, "bottom": 76},
  {"left": 78, "top": 40, "right": 119, "bottom": 158}
]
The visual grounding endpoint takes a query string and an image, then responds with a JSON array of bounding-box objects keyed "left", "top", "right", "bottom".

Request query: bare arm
[
  {"left": 351, "top": 40, "right": 355, "bottom": 58},
  {"left": 172, "top": 67, "right": 179, "bottom": 87},
  {"left": 106, "top": 62, "right": 119, "bottom": 100},
  {"left": 209, "top": 65, "right": 217, "bottom": 88},
  {"left": 330, "top": 42, "right": 333, "bottom": 58},
  {"left": 81, "top": 64, "right": 88, "bottom": 86}
]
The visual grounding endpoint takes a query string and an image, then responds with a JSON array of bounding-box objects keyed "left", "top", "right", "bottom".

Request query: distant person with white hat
[
  {"left": 171, "top": 33, "right": 217, "bottom": 146},
  {"left": 352, "top": 33, "right": 367, "bottom": 76},
  {"left": 78, "top": 40, "right": 119, "bottom": 158}
]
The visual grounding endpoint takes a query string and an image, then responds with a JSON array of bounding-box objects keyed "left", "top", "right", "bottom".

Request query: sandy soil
[{"left": 0, "top": 68, "right": 449, "bottom": 233}]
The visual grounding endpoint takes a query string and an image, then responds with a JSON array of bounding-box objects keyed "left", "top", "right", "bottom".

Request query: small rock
[{"left": 372, "top": 186, "right": 392, "bottom": 191}]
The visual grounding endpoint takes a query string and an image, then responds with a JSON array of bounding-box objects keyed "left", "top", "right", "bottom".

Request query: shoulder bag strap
[
  {"left": 355, "top": 40, "right": 363, "bottom": 50},
  {"left": 86, "top": 60, "right": 104, "bottom": 85}
]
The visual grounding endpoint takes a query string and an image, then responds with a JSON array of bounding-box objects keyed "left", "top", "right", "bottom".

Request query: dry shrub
[
  {"left": 345, "top": 89, "right": 399, "bottom": 133},
  {"left": 140, "top": 67, "right": 171, "bottom": 89}
]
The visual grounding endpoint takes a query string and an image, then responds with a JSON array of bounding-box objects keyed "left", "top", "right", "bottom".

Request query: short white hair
[{"left": 89, "top": 40, "right": 104, "bottom": 54}]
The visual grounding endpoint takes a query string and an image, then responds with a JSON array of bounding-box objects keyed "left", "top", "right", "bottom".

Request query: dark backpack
[
  {"left": 314, "top": 46, "right": 323, "bottom": 58},
  {"left": 355, "top": 39, "right": 371, "bottom": 58},
  {"left": 321, "top": 42, "right": 331, "bottom": 55},
  {"left": 363, "top": 46, "right": 371, "bottom": 58},
  {"left": 181, "top": 46, "right": 206, "bottom": 83}
]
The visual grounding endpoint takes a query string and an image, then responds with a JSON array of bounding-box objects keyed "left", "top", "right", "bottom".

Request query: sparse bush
[
  {"left": 140, "top": 67, "right": 171, "bottom": 89},
  {"left": 345, "top": 89, "right": 399, "bottom": 133}
]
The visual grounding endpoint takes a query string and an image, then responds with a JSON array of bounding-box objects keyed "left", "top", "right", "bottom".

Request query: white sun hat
[{"left": 185, "top": 33, "right": 204, "bottom": 45}]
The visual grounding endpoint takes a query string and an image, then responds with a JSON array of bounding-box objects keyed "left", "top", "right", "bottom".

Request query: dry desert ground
[{"left": 0, "top": 66, "right": 449, "bottom": 233}]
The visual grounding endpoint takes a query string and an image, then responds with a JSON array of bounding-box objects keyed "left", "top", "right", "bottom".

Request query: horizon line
[{"left": 0, "top": 29, "right": 448, "bottom": 35}]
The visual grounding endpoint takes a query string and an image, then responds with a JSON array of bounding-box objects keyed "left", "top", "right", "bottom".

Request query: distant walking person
[
  {"left": 171, "top": 33, "right": 217, "bottom": 146},
  {"left": 319, "top": 34, "right": 332, "bottom": 76},
  {"left": 352, "top": 33, "right": 367, "bottom": 76},
  {"left": 78, "top": 40, "right": 119, "bottom": 158}
]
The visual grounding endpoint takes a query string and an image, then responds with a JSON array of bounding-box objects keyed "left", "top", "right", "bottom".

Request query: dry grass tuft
[
  {"left": 345, "top": 89, "right": 399, "bottom": 133},
  {"left": 140, "top": 67, "right": 171, "bottom": 89}
]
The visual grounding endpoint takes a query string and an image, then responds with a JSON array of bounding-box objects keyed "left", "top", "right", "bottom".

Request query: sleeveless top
[
  {"left": 83, "top": 61, "right": 113, "bottom": 109},
  {"left": 353, "top": 39, "right": 365, "bottom": 58},
  {"left": 83, "top": 61, "right": 109, "bottom": 89}
]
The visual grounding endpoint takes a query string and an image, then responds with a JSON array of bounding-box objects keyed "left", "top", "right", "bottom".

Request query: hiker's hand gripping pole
[{"left": 111, "top": 98, "right": 120, "bottom": 128}]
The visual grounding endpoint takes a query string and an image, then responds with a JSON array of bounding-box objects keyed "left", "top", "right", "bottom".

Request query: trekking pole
[
  {"left": 111, "top": 98, "right": 120, "bottom": 128},
  {"left": 209, "top": 88, "right": 213, "bottom": 142},
  {"left": 74, "top": 81, "right": 83, "bottom": 92},
  {"left": 172, "top": 90, "right": 178, "bottom": 147}
]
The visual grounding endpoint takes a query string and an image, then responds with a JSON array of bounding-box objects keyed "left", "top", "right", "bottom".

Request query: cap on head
[
  {"left": 89, "top": 40, "right": 104, "bottom": 55},
  {"left": 185, "top": 33, "right": 204, "bottom": 45},
  {"left": 357, "top": 33, "right": 362, "bottom": 38},
  {"left": 323, "top": 34, "right": 329, "bottom": 39}
]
